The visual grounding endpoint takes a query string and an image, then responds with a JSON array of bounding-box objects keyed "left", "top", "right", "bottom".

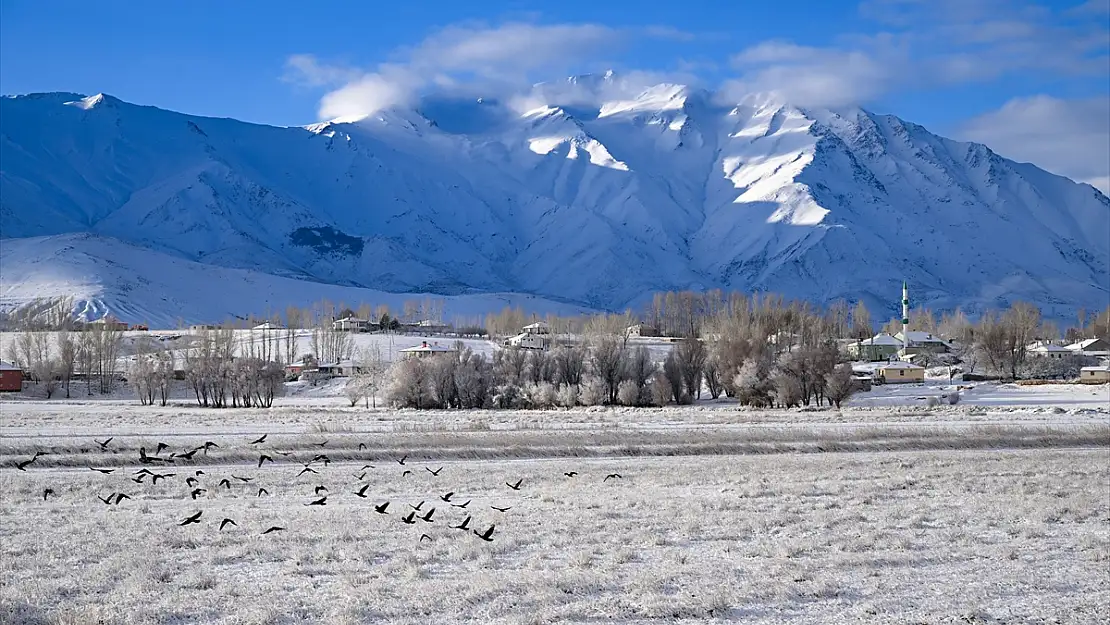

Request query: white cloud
[
  {"left": 958, "top": 95, "right": 1110, "bottom": 193},
  {"left": 290, "top": 22, "right": 705, "bottom": 121},
  {"left": 726, "top": 0, "right": 1109, "bottom": 107}
]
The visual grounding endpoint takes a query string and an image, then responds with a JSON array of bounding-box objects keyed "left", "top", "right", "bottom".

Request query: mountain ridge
[{"left": 1, "top": 83, "right": 1107, "bottom": 324}]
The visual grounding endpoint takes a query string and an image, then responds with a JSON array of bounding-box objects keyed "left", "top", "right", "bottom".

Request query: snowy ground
[{"left": 1, "top": 385, "right": 1107, "bottom": 624}]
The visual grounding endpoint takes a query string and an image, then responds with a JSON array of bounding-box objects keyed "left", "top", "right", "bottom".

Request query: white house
[
  {"left": 625, "top": 323, "right": 659, "bottom": 338},
  {"left": 1066, "top": 338, "right": 1110, "bottom": 357},
  {"left": 1079, "top": 363, "right": 1110, "bottom": 382},
  {"left": 1026, "top": 343, "right": 1071, "bottom": 359},
  {"left": 253, "top": 322, "right": 284, "bottom": 331},
  {"left": 876, "top": 361, "right": 926, "bottom": 384},
  {"left": 895, "top": 331, "right": 951, "bottom": 353},
  {"left": 333, "top": 316, "right": 371, "bottom": 332},
  {"left": 399, "top": 341, "right": 454, "bottom": 359},
  {"left": 505, "top": 332, "right": 550, "bottom": 350},
  {"left": 521, "top": 321, "right": 551, "bottom": 335}
]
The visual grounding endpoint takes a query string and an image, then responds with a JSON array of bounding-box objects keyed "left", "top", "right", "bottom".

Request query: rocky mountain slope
[{"left": 2, "top": 76, "right": 1107, "bottom": 323}]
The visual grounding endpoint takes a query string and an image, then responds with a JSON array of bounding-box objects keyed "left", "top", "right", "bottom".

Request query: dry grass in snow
[{"left": 1, "top": 441, "right": 1108, "bottom": 624}]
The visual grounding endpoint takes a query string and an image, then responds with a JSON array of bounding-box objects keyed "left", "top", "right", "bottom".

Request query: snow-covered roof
[
  {"left": 334, "top": 316, "right": 368, "bottom": 323},
  {"left": 877, "top": 361, "right": 924, "bottom": 370},
  {"left": 1028, "top": 343, "right": 1070, "bottom": 352},
  {"left": 522, "top": 321, "right": 550, "bottom": 330},
  {"left": 1080, "top": 364, "right": 1110, "bottom": 372},
  {"left": 896, "top": 331, "right": 950, "bottom": 345},
  {"left": 863, "top": 333, "right": 903, "bottom": 347},
  {"left": 399, "top": 342, "right": 453, "bottom": 353},
  {"left": 1067, "top": 338, "right": 1107, "bottom": 350},
  {"left": 0, "top": 360, "right": 21, "bottom": 371},
  {"left": 253, "top": 322, "right": 283, "bottom": 330}
]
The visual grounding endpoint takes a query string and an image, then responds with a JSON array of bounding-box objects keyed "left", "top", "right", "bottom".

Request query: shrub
[
  {"left": 617, "top": 380, "right": 641, "bottom": 406},
  {"left": 649, "top": 372, "right": 672, "bottom": 407},
  {"left": 578, "top": 378, "right": 607, "bottom": 406},
  {"left": 555, "top": 383, "right": 579, "bottom": 408}
]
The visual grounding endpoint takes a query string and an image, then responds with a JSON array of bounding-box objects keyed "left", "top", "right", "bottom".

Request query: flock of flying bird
[{"left": 15, "top": 433, "right": 626, "bottom": 544}]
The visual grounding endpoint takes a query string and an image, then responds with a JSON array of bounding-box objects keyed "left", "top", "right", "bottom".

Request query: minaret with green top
[{"left": 901, "top": 281, "right": 910, "bottom": 356}]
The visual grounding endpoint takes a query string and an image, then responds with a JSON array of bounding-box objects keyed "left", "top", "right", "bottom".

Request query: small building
[
  {"left": 1066, "top": 338, "right": 1110, "bottom": 357},
  {"left": 896, "top": 331, "right": 951, "bottom": 355},
  {"left": 316, "top": 360, "right": 370, "bottom": 377},
  {"left": 626, "top": 323, "right": 659, "bottom": 338},
  {"left": 505, "top": 332, "right": 550, "bottom": 350},
  {"left": 1079, "top": 364, "right": 1110, "bottom": 383},
  {"left": 399, "top": 341, "right": 454, "bottom": 359},
  {"left": 189, "top": 324, "right": 219, "bottom": 332},
  {"left": 89, "top": 315, "right": 129, "bottom": 331},
  {"left": 253, "top": 322, "right": 284, "bottom": 331},
  {"left": 1027, "top": 343, "right": 1071, "bottom": 359},
  {"left": 847, "top": 333, "right": 903, "bottom": 361},
  {"left": 0, "top": 361, "right": 23, "bottom": 392},
  {"left": 876, "top": 361, "right": 926, "bottom": 384},
  {"left": 333, "top": 316, "right": 371, "bottom": 332}
]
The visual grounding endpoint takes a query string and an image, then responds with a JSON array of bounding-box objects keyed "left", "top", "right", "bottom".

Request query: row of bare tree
[{"left": 4, "top": 326, "right": 123, "bottom": 398}]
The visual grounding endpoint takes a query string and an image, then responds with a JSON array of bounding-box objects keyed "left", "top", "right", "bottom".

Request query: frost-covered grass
[{"left": 2, "top": 445, "right": 1107, "bottom": 624}]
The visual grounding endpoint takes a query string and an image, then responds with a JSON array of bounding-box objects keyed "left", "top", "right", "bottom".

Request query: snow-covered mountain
[{"left": 2, "top": 77, "right": 1107, "bottom": 324}]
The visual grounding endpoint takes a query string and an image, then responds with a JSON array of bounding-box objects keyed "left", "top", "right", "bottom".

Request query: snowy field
[{"left": 1, "top": 391, "right": 1109, "bottom": 624}]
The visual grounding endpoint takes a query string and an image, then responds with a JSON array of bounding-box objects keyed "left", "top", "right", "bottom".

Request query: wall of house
[
  {"left": 0, "top": 370, "right": 23, "bottom": 392},
  {"left": 880, "top": 368, "right": 925, "bottom": 383}
]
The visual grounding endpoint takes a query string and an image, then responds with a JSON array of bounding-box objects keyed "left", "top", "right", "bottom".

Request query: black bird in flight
[
  {"left": 151, "top": 473, "right": 175, "bottom": 485},
  {"left": 97, "top": 494, "right": 114, "bottom": 505},
  {"left": 130, "top": 476, "right": 145, "bottom": 484},
  {"left": 114, "top": 493, "right": 131, "bottom": 504},
  {"left": 397, "top": 455, "right": 407, "bottom": 466},
  {"left": 314, "top": 485, "right": 328, "bottom": 495},
  {"left": 261, "top": 526, "right": 285, "bottom": 535},
  {"left": 353, "top": 472, "right": 367, "bottom": 481},
  {"left": 190, "top": 488, "right": 206, "bottom": 500},
  {"left": 409, "top": 501, "right": 425, "bottom": 511},
  {"left": 306, "top": 496, "right": 327, "bottom": 506},
  {"left": 186, "top": 477, "right": 199, "bottom": 487},
  {"left": 401, "top": 511, "right": 417, "bottom": 524},
  {"left": 564, "top": 471, "right": 578, "bottom": 477},
  {"left": 257, "top": 488, "right": 270, "bottom": 497},
  {"left": 176, "top": 448, "right": 199, "bottom": 461},
  {"left": 491, "top": 506, "right": 512, "bottom": 513},
  {"left": 474, "top": 525, "right": 496, "bottom": 542},
  {"left": 154, "top": 442, "right": 169, "bottom": 455},
  {"left": 43, "top": 488, "right": 55, "bottom": 501},
  {"left": 250, "top": 434, "right": 268, "bottom": 445},
  {"left": 95, "top": 438, "right": 113, "bottom": 449},
  {"left": 258, "top": 454, "right": 273, "bottom": 468},
  {"left": 440, "top": 492, "right": 454, "bottom": 502},
  {"left": 219, "top": 518, "right": 237, "bottom": 531},
  {"left": 374, "top": 501, "right": 390, "bottom": 514},
  {"left": 604, "top": 474, "right": 622, "bottom": 481},
  {"left": 420, "top": 508, "right": 436, "bottom": 523},
  {"left": 360, "top": 464, "right": 374, "bottom": 471},
  {"left": 218, "top": 478, "right": 231, "bottom": 489},
  {"left": 354, "top": 484, "right": 371, "bottom": 498},
  {"left": 16, "top": 452, "right": 44, "bottom": 471},
  {"left": 452, "top": 516, "right": 471, "bottom": 531},
  {"left": 232, "top": 475, "right": 253, "bottom": 483},
  {"left": 297, "top": 466, "right": 318, "bottom": 477},
  {"left": 195, "top": 470, "right": 205, "bottom": 476},
  {"left": 426, "top": 467, "right": 443, "bottom": 476},
  {"left": 90, "top": 467, "right": 114, "bottom": 474},
  {"left": 134, "top": 468, "right": 154, "bottom": 476},
  {"left": 358, "top": 443, "right": 367, "bottom": 451},
  {"left": 506, "top": 478, "right": 523, "bottom": 491},
  {"left": 180, "top": 511, "right": 203, "bottom": 526},
  {"left": 202, "top": 441, "right": 219, "bottom": 453},
  {"left": 450, "top": 500, "right": 471, "bottom": 509},
  {"left": 314, "top": 440, "right": 328, "bottom": 448},
  {"left": 401, "top": 470, "right": 413, "bottom": 477},
  {"left": 138, "top": 447, "right": 167, "bottom": 464},
  {"left": 419, "top": 534, "right": 432, "bottom": 542}
]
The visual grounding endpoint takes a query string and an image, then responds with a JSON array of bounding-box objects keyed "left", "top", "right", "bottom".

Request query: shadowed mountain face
[{"left": 2, "top": 80, "right": 1107, "bottom": 323}]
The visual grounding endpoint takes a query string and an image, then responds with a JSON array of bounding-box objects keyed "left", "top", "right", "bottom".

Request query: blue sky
[{"left": 2, "top": 0, "right": 1108, "bottom": 189}]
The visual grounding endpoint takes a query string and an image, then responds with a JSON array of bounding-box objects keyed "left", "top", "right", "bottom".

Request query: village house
[
  {"left": 399, "top": 341, "right": 454, "bottom": 359},
  {"left": 625, "top": 323, "right": 660, "bottom": 338},
  {"left": 332, "top": 316, "right": 371, "bottom": 332},
  {"left": 503, "top": 321, "right": 552, "bottom": 350},
  {"left": 1026, "top": 343, "right": 1071, "bottom": 359},
  {"left": 316, "top": 360, "right": 373, "bottom": 377},
  {"left": 876, "top": 361, "right": 926, "bottom": 384},
  {"left": 895, "top": 331, "right": 951, "bottom": 355},
  {"left": 252, "top": 322, "right": 284, "bottom": 331},
  {"left": 846, "top": 333, "right": 903, "bottom": 361},
  {"left": 0, "top": 361, "right": 23, "bottom": 392},
  {"left": 189, "top": 324, "right": 219, "bottom": 332},
  {"left": 1066, "top": 338, "right": 1110, "bottom": 358},
  {"left": 88, "top": 315, "right": 129, "bottom": 331},
  {"left": 1079, "top": 363, "right": 1110, "bottom": 383}
]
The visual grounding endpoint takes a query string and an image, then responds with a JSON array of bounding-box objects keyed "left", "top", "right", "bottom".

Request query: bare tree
[
  {"left": 56, "top": 330, "right": 78, "bottom": 398},
  {"left": 824, "top": 363, "right": 856, "bottom": 408},
  {"left": 673, "top": 338, "right": 707, "bottom": 400},
  {"left": 703, "top": 355, "right": 723, "bottom": 399},
  {"left": 554, "top": 346, "right": 587, "bottom": 387},
  {"left": 591, "top": 336, "right": 628, "bottom": 404},
  {"left": 662, "top": 351, "right": 687, "bottom": 404}
]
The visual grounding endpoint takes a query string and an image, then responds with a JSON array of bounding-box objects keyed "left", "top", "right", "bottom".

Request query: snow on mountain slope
[
  {"left": 1, "top": 80, "right": 1107, "bottom": 324},
  {"left": 0, "top": 234, "right": 590, "bottom": 327}
]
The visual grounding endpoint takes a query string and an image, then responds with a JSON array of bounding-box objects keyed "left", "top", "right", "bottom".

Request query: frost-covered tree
[{"left": 824, "top": 363, "right": 856, "bottom": 409}]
